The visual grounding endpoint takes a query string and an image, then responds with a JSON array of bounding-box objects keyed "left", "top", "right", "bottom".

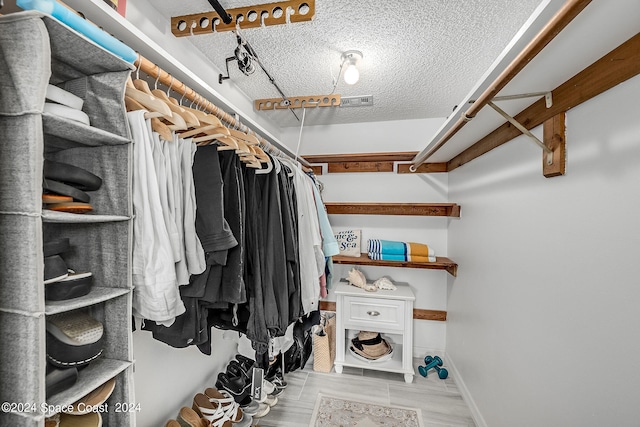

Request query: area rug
[{"left": 309, "top": 393, "right": 424, "bottom": 427}]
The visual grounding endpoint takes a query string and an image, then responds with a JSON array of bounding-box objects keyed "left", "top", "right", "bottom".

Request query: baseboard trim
[{"left": 445, "top": 352, "right": 488, "bottom": 427}]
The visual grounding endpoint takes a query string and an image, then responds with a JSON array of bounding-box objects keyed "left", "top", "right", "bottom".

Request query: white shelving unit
[{"left": 334, "top": 282, "right": 415, "bottom": 383}]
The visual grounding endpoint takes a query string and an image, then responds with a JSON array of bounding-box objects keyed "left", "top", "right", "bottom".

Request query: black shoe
[
  {"left": 45, "top": 363, "right": 78, "bottom": 398},
  {"left": 215, "top": 372, "right": 252, "bottom": 406},
  {"left": 235, "top": 353, "right": 255, "bottom": 367},
  {"left": 265, "top": 359, "right": 287, "bottom": 389}
]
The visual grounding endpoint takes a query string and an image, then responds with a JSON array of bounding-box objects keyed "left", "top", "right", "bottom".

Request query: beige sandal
[
  {"left": 177, "top": 406, "right": 210, "bottom": 427},
  {"left": 192, "top": 393, "right": 232, "bottom": 427},
  {"left": 204, "top": 388, "right": 252, "bottom": 426}
]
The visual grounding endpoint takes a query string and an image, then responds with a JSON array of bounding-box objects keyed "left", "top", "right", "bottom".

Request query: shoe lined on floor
[
  {"left": 204, "top": 388, "right": 252, "bottom": 427},
  {"left": 215, "top": 371, "right": 252, "bottom": 406},
  {"left": 227, "top": 359, "right": 283, "bottom": 399},
  {"left": 176, "top": 406, "right": 209, "bottom": 427},
  {"left": 192, "top": 393, "right": 232, "bottom": 427},
  {"left": 262, "top": 394, "right": 278, "bottom": 407},
  {"left": 265, "top": 359, "right": 287, "bottom": 389},
  {"left": 165, "top": 421, "right": 181, "bottom": 427}
]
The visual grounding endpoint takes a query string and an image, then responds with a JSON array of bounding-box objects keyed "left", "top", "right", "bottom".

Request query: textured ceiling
[{"left": 153, "top": 1, "right": 543, "bottom": 128}]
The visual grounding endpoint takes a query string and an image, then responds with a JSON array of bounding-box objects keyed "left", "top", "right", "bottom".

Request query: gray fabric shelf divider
[
  {"left": 43, "top": 113, "right": 130, "bottom": 152},
  {"left": 0, "top": 10, "right": 135, "bottom": 426},
  {"left": 45, "top": 358, "right": 132, "bottom": 416},
  {"left": 45, "top": 287, "right": 131, "bottom": 315}
]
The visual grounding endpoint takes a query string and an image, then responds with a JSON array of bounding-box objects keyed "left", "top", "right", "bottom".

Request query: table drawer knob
[{"left": 367, "top": 310, "right": 380, "bottom": 317}]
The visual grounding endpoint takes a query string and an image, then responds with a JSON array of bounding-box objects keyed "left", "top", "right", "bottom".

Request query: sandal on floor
[
  {"left": 176, "top": 406, "right": 209, "bottom": 427},
  {"left": 166, "top": 421, "right": 181, "bottom": 427},
  {"left": 192, "top": 393, "right": 232, "bottom": 427},
  {"left": 204, "top": 388, "right": 252, "bottom": 427}
]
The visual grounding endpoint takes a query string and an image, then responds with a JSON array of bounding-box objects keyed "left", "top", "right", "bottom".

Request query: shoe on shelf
[
  {"left": 44, "top": 255, "right": 69, "bottom": 284},
  {"left": 59, "top": 412, "right": 102, "bottom": 427},
  {"left": 192, "top": 393, "right": 232, "bottom": 427},
  {"left": 165, "top": 421, "right": 181, "bottom": 427},
  {"left": 43, "top": 237, "right": 70, "bottom": 257}
]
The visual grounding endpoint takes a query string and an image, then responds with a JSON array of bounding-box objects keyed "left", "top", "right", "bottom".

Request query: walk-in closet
[{"left": 1, "top": 0, "right": 639, "bottom": 426}]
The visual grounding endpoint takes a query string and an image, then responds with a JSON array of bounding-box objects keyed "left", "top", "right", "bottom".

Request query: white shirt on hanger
[
  {"left": 127, "top": 111, "right": 185, "bottom": 326},
  {"left": 280, "top": 158, "right": 324, "bottom": 314}
]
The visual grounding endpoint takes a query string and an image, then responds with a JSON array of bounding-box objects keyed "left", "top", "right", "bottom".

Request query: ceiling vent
[{"left": 340, "top": 95, "right": 374, "bottom": 107}]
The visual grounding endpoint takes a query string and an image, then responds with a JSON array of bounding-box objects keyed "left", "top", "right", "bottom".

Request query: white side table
[{"left": 334, "top": 282, "right": 415, "bottom": 383}]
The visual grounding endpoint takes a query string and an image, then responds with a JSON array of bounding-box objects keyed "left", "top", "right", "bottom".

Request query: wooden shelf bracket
[{"left": 171, "top": 0, "right": 315, "bottom": 36}]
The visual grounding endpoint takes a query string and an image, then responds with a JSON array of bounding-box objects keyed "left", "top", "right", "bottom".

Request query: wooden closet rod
[
  {"left": 133, "top": 54, "right": 311, "bottom": 168},
  {"left": 411, "top": 0, "right": 591, "bottom": 167}
]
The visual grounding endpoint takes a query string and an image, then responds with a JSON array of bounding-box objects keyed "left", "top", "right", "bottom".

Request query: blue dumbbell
[
  {"left": 418, "top": 355, "right": 443, "bottom": 377},
  {"left": 434, "top": 365, "right": 448, "bottom": 379}
]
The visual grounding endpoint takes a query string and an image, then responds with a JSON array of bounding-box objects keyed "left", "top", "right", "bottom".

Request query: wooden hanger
[
  {"left": 214, "top": 135, "right": 239, "bottom": 151},
  {"left": 150, "top": 118, "right": 173, "bottom": 142},
  {"left": 125, "top": 76, "right": 172, "bottom": 117},
  {"left": 228, "top": 128, "right": 260, "bottom": 146},
  {"left": 124, "top": 78, "right": 172, "bottom": 141},
  {"left": 192, "top": 126, "right": 231, "bottom": 144},
  {"left": 177, "top": 97, "right": 225, "bottom": 128},
  {"left": 133, "top": 76, "right": 187, "bottom": 131},
  {"left": 181, "top": 123, "right": 228, "bottom": 139},
  {"left": 125, "top": 97, "right": 164, "bottom": 118},
  {"left": 251, "top": 145, "right": 271, "bottom": 163},
  {"left": 150, "top": 75, "right": 200, "bottom": 128},
  {"left": 252, "top": 146, "right": 273, "bottom": 174}
]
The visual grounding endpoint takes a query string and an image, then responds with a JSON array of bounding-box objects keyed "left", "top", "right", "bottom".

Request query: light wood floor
[{"left": 255, "top": 357, "right": 476, "bottom": 426}]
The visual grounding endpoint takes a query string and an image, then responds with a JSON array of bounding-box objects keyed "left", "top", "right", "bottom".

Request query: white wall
[
  {"left": 281, "top": 118, "right": 452, "bottom": 355},
  {"left": 447, "top": 75, "right": 640, "bottom": 427},
  {"left": 132, "top": 329, "right": 237, "bottom": 426}
]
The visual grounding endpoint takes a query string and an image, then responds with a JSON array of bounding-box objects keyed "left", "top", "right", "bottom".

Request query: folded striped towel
[
  {"left": 367, "top": 239, "right": 435, "bottom": 257},
  {"left": 368, "top": 252, "right": 436, "bottom": 263}
]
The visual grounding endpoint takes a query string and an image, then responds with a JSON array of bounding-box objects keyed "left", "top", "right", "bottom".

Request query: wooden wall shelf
[
  {"left": 319, "top": 301, "right": 447, "bottom": 322},
  {"left": 325, "top": 203, "right": 461, "bottom": 217},
  {"left": 332, "top": 253, "right": 458, "bottom": 277},
  {"left": 303, "top": 152, "right": 418, "bottom": 163},
  {"left": 302, "top": 152, "right": 447, "bottom": 174}
]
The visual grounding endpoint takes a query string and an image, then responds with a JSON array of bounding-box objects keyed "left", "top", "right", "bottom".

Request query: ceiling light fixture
[{"left": 341, "top": 50, "right": 362, "bottom": 85}]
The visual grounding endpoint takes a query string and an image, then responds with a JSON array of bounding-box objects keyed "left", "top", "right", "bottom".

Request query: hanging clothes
[
  {"left": 178, "top": 136, "right": 207, "bottom": 276},
  {"left": 127, "top": 111, "right": 184, "bottom": 326},
  {"left": 279, "top": 158, "right": 324, "bottom": 315},
  {"left": 276, "top": 160, "right": 302, "bottom": 324}
]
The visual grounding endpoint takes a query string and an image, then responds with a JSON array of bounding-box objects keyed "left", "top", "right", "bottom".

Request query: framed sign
[{"left": 334, "top": 229, "right": 361, "bottom": 257}]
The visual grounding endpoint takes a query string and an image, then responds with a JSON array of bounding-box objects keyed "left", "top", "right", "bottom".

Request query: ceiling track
[
  {"left": 171, "top": 0, "right": 315, "bottom": 37},
  {"left": 255, "top": 94, "right": 341, "bottom": 110}
]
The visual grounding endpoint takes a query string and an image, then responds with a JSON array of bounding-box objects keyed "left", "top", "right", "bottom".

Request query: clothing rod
[
  {"left": 133, "top": 54, "right": 311, "bottom": 168},
  {"left": 410, "top": 0, "right": 591, "bottom": 167}
]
